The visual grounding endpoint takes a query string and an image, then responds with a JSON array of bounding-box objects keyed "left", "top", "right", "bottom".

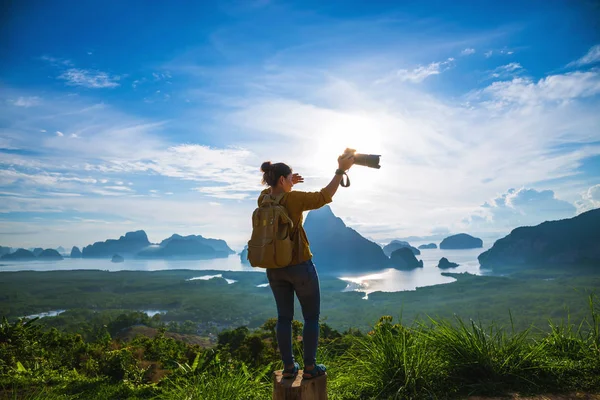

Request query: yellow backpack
[{"left": 247, "top": 193, "right": 294, "bottom": 268}]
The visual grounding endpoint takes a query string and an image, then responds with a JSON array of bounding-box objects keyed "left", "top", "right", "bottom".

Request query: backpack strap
[{"left": 261, "top": 193, "right": 294, "bottom": 228}]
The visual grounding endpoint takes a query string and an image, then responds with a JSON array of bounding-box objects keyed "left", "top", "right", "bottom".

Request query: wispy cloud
[
  {"left": 461, "top": 48, "right": 475, "bottom": 56},
  {"left": 567, "top": 44, "right": 600, "bottom": 67},
  {"left": 56, "top": 131, "right": 64, "bottom": 137},
  {"left": 58, "top": 68, "right": 121, "bottom": 88},
  {"left": 40, "top": 55, "right": 73, "bottom": 67},
  {"left": 376, "top": 57, "right": 454, "bottom": 84},
  {"left": 488, "top": 62, "right": 523, "bottom": 79},
  {"left": 9, "top": 96, "right": 41, "bottom": 107}
]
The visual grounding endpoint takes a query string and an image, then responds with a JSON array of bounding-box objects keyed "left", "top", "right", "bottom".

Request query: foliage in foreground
[{"left": 1, "top": 296, "right": 599, "bottom": 400}]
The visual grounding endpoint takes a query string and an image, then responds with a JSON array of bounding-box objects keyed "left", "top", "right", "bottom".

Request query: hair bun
[{"left": 260, "top": 161, "right": 272, "bottom": 173}]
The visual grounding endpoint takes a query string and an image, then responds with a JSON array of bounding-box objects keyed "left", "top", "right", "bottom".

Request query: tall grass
[
  {"left": 156, "top": 351, "right": 272, "bottom": 400},
  {"left": 424, "top": 315, "right": 547, "bottom": 395},
  {"left": 328, "top": 295, "right": 600, "bottom": 399},
  {"left": 330, "top": 316, "right": 444, "bottom": 400}
]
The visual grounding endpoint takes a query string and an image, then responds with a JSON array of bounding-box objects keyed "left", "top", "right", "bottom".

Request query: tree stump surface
[{"left": 273, "top": 370, "right": 327, "bottom": 400}]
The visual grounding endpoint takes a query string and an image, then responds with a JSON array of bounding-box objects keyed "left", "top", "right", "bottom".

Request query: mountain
[
  {"left": 38, "top": 249, "right": 64, "bottom": 260},
  {"left": 437, "top": 257, "right": 459, "bottom": 269},
  {"left": 111, "top": 254, "right": 124, "bottom": 263},
  {"left": 304, "top": 205, "right": 390, "bottom": 273},
  {"left": 440, "top": 233, "right": 483, "bottom": 249},
  {"left": 390, "top": 247, "right": 423, "bottom": 270},
  {"left": 0, "top": 246, "right": 11, "bottom": 256},
  {"left": 137, "top": 240, "right": 214, "bottom": 259},
  {"left": 82, "top": 231, "right": 151, "bottom": 258},
  {"left": 137, "top": 234, "right": 232, "bottom": 259},
  {"left": 478, "top": 208, "right": 600, "bottom": 270},
  {"left": 1, "top": 249, "right": 36, "bottom": 261},
  {"left": 80, "top": 231, "right": 235, "bottom": 260},
  {"left": 32, "top": 248, "right": 44, "bottom": 257},
  {"left": 240, "top": 246, "right": 249, "bottom": 265},
  {"left": 159, "top": 234, "right": 234, "bottom": 255},
  {"left": 418, "top": 243, "right": 437, "bottom": 249},
  {"left": 71, "top": 246, "right": 82, "bottom": 258},
  {"left": 383, "top": 240, "right": 420, "bottom": 256}
]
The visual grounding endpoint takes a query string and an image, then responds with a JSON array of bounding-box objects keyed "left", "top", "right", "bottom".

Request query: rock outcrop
[
  {"left": 440, "top": 233, "right": 483, "bottom": 249},
  {"left": 418, "top": 243, "right": 437, "bottom": 249},
  {"left": 437, "top": 257, "right": 459, "bottom": 269},
  {"left": 390, "top": 247, "right": 423, "bottom": 270},
  {"left": 70, "top": 246, "right": 82, "bottom": 258},
  {"left": 111, "top": 254, "right": 124, "bottom": 263},
  {"left": 383, "top": 240, "right": 420, "bottom": 256},
  {"left": 240, "top": 246, "right": 249, "bottom": 265},
  {"left": 82, "top": 231, "right": 151, "bottom": 258},
  {"left": 478, "top": 208, "right": 600, "bottom": 270}
]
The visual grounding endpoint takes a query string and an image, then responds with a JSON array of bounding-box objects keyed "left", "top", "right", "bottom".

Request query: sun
[{"left": 312, "top": 113, "right": 384, "bottom": 165}]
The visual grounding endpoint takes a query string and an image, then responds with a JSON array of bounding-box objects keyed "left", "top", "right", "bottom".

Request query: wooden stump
[{"left": 273, "top": 370, "right": 327, "bottom": 400}]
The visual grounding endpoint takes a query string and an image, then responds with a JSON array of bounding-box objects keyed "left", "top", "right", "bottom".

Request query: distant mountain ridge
[
  {"left": 80, "top": 230, "right": 235, "bottom": 260},
  {"left": 82, "top": 231, "right": 151, "bottom": 258},
  {"left": 1, "top": 248, "right": 64, "bottom": 261},
  {"left": 304, "top": 205, "right": 391, "bottom": 273},
  {"left": 478, "top": 208, "right": 600, "bottom": 270},
  {"left": 440, "top": 233, "right": 483, "bottom": 249}
]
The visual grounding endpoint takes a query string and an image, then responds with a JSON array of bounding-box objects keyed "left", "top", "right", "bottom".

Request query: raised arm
[{"left": 323, "top": 153, "right": 355, "bottom": 199}]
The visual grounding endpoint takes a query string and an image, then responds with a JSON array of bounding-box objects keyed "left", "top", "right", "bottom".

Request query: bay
[{"left": 0, "top": 245, "right": 491, "bottom": 296}]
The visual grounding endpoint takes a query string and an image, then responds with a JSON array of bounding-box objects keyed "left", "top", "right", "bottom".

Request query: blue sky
[{"left": 1, "top": 0, "right": 600, "bottom": 250}]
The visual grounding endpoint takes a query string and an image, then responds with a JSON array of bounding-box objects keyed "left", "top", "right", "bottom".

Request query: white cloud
[
  {"left": 56, "top": 131, "right": 64, "bottom": 137},
  {"left": 479, "top": 70, "right": 600, "bottom": 106},
  {"left": 104, "top": 186, "right": 133, "bottom": 191},
  {"left": 10, "top": 97, "right": 41, "bottom": 107},
  {"left": 484, "top": 50, "right": 493, "bottom": 58},
  {"left": 567, "top": 44, "right": 600, "bottom": 68},
  {"left": 40, "top": 129, "right": 46, "bottom": 133},
  {"left": 465, "top": 188, "right": 576, "bottom": 232},
  {"left": 70, "top": 133, "right": 78, "bottom": 138},
  {"left": 575, "top": 184, "right": 600, "bottom": 212},
  {"left": 461, "top": 48, "right": 476, "bottom": 56},
  {"left": 58, "top": 68, "right": 121, "bottom": 88},
  {"left": 377, "top": 57, "right": 454, "bottom": 84}
]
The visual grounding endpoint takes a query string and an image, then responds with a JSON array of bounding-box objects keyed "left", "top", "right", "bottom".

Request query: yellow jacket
[{"left": 257, "top": 188, "right": 333, "bottom": 266}]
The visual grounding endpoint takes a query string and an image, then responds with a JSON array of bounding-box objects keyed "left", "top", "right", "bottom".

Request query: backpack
[{"left": 247, "top": 193, "right": 294, "bottom": 268}]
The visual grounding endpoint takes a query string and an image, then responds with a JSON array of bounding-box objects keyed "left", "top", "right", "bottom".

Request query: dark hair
[{"left": 261, "top": 161, "right": 292, "bottom": 187}]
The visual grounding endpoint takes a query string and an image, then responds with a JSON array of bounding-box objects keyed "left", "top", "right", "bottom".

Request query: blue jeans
[{"left": 266, "top": 259, "right": 321, "bottom": 367}]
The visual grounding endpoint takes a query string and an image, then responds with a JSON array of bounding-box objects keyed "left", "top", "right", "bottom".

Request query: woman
[{"left": 258, "top": 152, "right": 354, "bottom": 379}]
